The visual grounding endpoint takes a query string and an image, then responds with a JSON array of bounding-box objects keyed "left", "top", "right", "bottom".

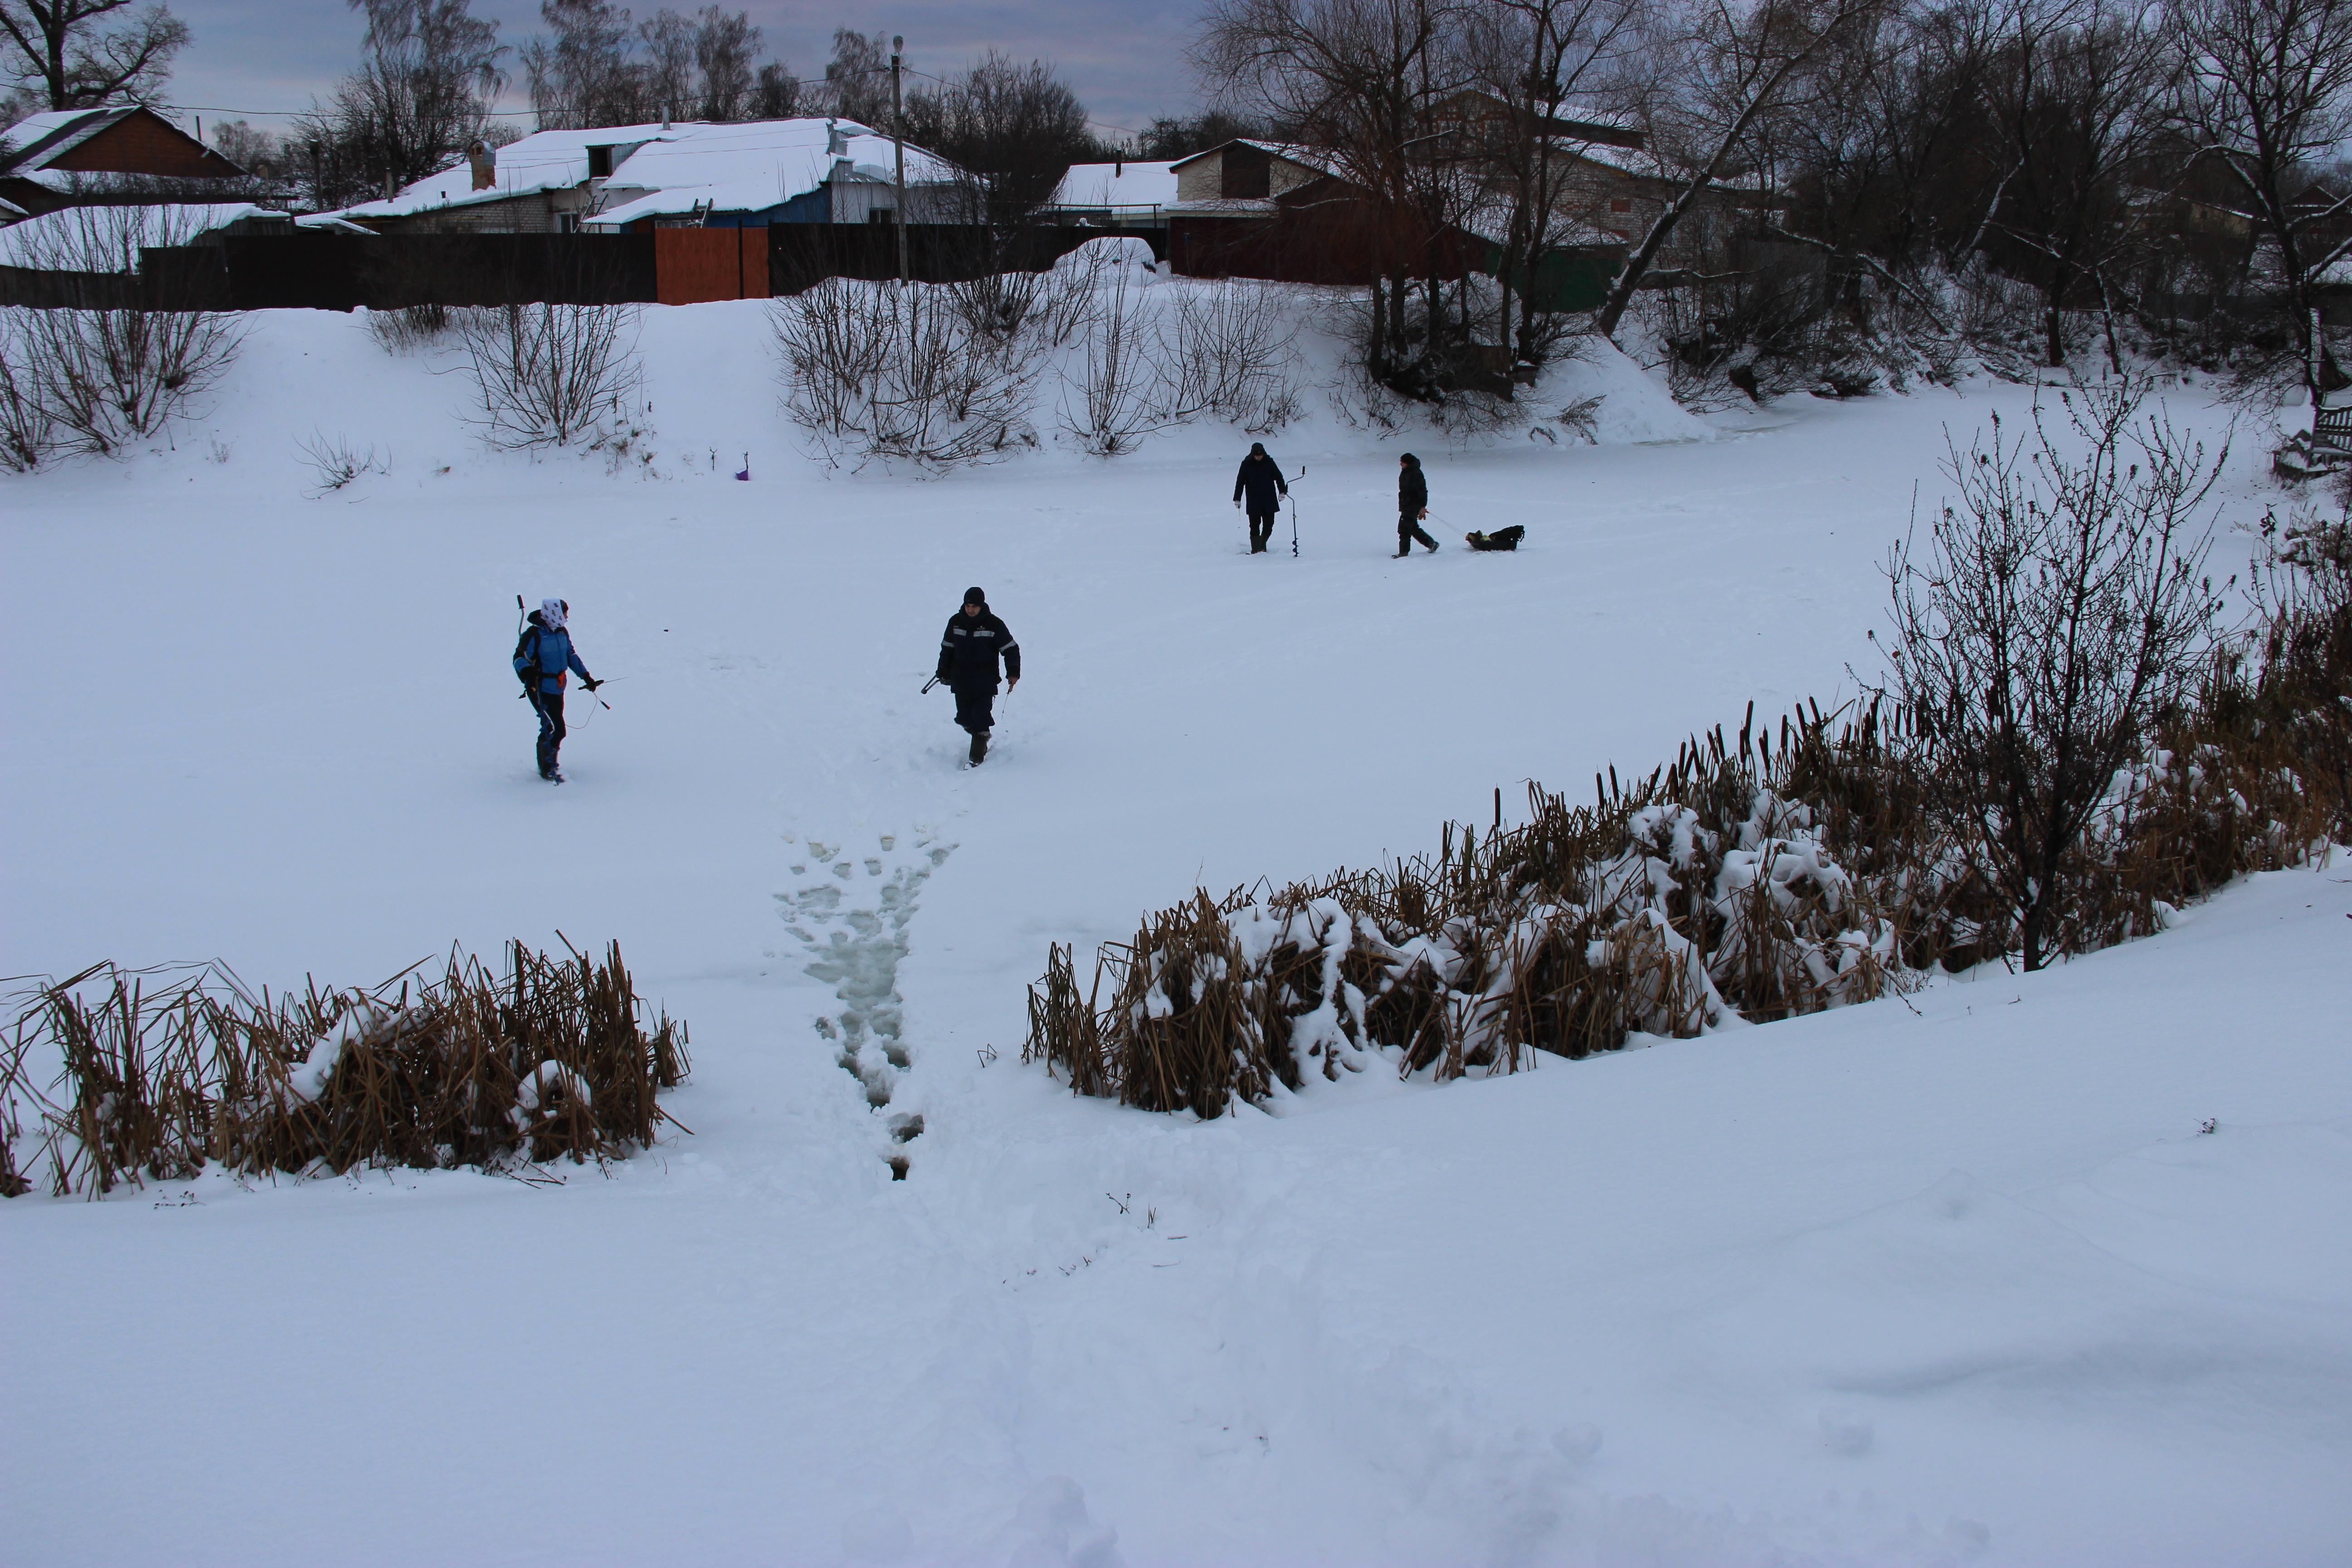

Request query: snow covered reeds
[
  {"left": 0, "top": 940, "right": 688, "bottom": 1198},
  {"left": 1027, "top": 600, "right": 2350, "bottom": 1114}
]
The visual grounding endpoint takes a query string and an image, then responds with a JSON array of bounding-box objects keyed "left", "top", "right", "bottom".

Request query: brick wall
[{"left": 49, "top": 113, "right": 239, "bottom": 179}]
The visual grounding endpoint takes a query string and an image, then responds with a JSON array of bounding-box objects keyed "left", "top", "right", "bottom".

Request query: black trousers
[
  {"left": 952, "top": 681, "right": 996, "bottom": 734},
  {"left": 1248, "top": 510, "right": 1279, "bottom": 552},
  {"left": 1398, "top": 512, "right": 1437, "bottom": 553},
  {"left": 530, "top": 688, "right": 567, "bottom": 774}
]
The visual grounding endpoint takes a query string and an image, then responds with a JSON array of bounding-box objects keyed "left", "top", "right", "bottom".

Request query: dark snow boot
[{"left": 969, "top": 730, "right": 989, "bottom": 765}]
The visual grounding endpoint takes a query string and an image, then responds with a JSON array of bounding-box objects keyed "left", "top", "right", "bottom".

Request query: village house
[
  {"left": 0, "top": 106, "right": 247, "bottom": 216},
  {"left": 1161, "top": 135, "right": 1624, "bottom": 305},
  {"left": 323, "top": 118, "right": 964, "bottom": 236},
  {"left": 1038, "top": 159, "right": 1179, "bottom": 230}
]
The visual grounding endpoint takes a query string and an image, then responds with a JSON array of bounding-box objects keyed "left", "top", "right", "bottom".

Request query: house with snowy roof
[
  {"left": 1039, "top": 160, "right": 1179, "bottom": 228},
  {"left": 0, "top": 106, "right": 246, "bottom": 216},
  {"left": 323, "top": 118, "right": 965, "bottom": 236},
  {"left": 1159, "top": 137, "right": 1621, "bottom": 303}
]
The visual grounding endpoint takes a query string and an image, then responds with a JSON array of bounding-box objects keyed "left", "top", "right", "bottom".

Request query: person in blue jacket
[{"left": 513, "top": 597, "right": 601, "bottom": 782}]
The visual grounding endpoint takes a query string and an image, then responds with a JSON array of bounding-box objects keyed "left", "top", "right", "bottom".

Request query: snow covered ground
[{"left": 3, "top": 298, "right": 2346, "bottom": 1566}]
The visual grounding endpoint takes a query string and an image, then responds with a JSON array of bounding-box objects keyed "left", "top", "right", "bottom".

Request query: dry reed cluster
[
  {"left": 1025, "top": 593, "right": 2349, "bottom": 1118},
  {"left": 2, "top": 940, "right": 689, "bottom": 1199}
]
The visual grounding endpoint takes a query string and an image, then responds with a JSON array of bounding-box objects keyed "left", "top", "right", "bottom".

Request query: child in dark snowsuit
[
  {"left": 513, "top": 597, "right": 600, "bottom": 782},
  {"left": 1232, "top": 441, "right": 1289, "bottom": 554},
  {"left": 1396, "top": 453, "right": 1438, "bottom": 556},
  {"left": 936, "top": 587, "right": 1020, "bottom": 765}
]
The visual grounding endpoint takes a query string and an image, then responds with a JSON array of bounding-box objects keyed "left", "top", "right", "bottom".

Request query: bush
[
  {"left": 456, "top": 302, "right": 642, "bottom": 449},
  {"left": 366, "top": 303, "right": 454, "bottom": 353},
  {"left": 1, "top": 940, "right": 689, "bottom": 1198},
  {"left": 1883, "top": 377, "right": 2230, "bottom": 970},
  {"left": 772, "top": 278, "right": 1044, "bottom": 470},
  {"left": 0, "top": 208, "right": 245, "bottom": 466}
]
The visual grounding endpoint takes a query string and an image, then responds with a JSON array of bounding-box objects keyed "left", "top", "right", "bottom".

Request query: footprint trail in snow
[{"left": 776, "top": 829, "right": 954, "bottom": 1175}]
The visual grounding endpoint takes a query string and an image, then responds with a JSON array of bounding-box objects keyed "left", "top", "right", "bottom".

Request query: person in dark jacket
[
  {"left": 936, "top": 586, "right": 1020, "bottom": 765},
  {"left": 1396, "top": 452, "right": 1438, "bottom": 556},
  {"left": 1232, "top": 441, "right": 1289, "bottom": 554},
  {"left": 513, "top": 597, "right": 600, "bottom": 782}
]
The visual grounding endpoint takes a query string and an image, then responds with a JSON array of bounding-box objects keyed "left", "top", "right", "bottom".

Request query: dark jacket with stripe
[{"left": 937, "top": 609, "right": 1019, "bottom": 689}]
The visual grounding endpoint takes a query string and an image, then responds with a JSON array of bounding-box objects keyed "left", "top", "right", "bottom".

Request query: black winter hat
[
  {"left": 963, "top": 586, "right": 987, "bottom": 605},
  {"left": 1400, "top": 452, "right": 1420, "bottom": 466}
]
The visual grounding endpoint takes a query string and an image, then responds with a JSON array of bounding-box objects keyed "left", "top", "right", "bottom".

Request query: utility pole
[{"left": 891, "top": 34, "right": 908, "bottom": 289}]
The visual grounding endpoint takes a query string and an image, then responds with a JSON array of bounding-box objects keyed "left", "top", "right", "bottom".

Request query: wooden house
[{"left": 0, "top": 106, "right": 247, "bottom": 215}]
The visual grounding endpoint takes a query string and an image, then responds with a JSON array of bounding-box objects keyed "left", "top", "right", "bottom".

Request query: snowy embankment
[{"left": 3, "top": 297, "right": 2346, "bottom": 1566}]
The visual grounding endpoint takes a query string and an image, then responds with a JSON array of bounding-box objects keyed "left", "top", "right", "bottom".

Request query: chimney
[
  {"left": 385, "top": 170, "right": 396, "bottom": 201},
  {"left": 469, "top": 139, "right": 495, "bottom": 191}
]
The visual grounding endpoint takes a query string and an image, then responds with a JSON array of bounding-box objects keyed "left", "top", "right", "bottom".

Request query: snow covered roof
[
  {"left": 586, "top": 118, "right": 959, "bottom": 225},
  {"left": 0, "top": 201, "right": 266, "bottom": 268},
  {"left": 1168, "top": 139, "right": 1341, "bottom": 181},
  {"left": 322, "top": 117, "right": 963, "bottom": 227},
  {"left": 1049, "top": 161, "right": 1179, "bottom": 211},
  {"left": 0, "top": 107, "right": 135, "bottom": 172},
  {"left": 323, "top": 121, "right": 678, "bottom": 220}
]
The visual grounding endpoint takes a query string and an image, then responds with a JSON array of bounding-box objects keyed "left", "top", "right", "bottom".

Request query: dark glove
[{"left": 581, "top": 676, "right": 602, "bottom": 692}]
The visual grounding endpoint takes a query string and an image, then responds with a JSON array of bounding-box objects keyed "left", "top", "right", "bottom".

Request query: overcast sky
[{"left": 152, "top": 0, "right": 1215, "bottom": 144}]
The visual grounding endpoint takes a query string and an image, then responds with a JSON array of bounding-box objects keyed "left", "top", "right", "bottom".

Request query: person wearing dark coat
[
  {"left": 1232, "top": 441, "right": 1289, "bottom": 554},
  {"left": 512, "top": 597, "right": 600, "bottom": 782},
  {"left": 1396, "top": 452, "right": 1438, "bottom": 556},
  {"left": 936, "top": 586, "right": 1020, "bottom": 765}
]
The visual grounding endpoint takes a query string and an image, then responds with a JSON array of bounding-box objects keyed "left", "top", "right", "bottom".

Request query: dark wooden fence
[
  {"left": 765, "top": 224, "right": 1166, "bottom": 296},
  {"left": 0, "top": 224, "right": 1168, "bottom": 311}
]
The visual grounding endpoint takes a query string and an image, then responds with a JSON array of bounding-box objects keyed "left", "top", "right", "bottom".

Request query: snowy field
[{"left": 4, "top": 298, "right": 2347, "bottom": 1567}]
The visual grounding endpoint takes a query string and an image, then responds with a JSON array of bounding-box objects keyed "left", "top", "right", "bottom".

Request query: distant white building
[
  {"left": 322, "top": 118, "right": 965, "bottom": 235},
  {"left": 1040, "top": 161, "right": 1179, "bottom": 228}
]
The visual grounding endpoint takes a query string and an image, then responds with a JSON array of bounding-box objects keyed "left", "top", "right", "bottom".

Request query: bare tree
[
  {"left": 1060, "top": 254, "right": 1164, "bottom": 454},
  {"left": 906, "top": 51, "right": 1095, "bottom": 241},
  {"left": 749, "top": 59, "right": 799, "bottom": 118},
  {"left": 456, "top": 302, "right": 641, "bottom": 448},
  {"left": 1882, "top": 377, "right": 2229, "bottom": 970},
  {"left": 520, "top": 0, "right": 766, "bottom": 128},
  {"left": 1456, "top": 0, "right": 1642, "bottom": 364},
  {"left": 0, "top": 205, "right": 243, "bottom": 460},
  {"left": 301, "top": 0, "right": 505, "bottom": 191},
  {"left": 2171, "top": 0, "right": 2352, "bottom": 397},
  {"left": 1156, "top": 277, "right": 1306, "bottom": 430},
  {"left": 0, "top": 0, "right": 185, "bottom": 110},
  {"left": 690, "top": 3, "right": 758, "bottom": 119},
  {"left": 1970, "top": 0, "right": 2169, "bottom": 370},
  {"left": 519, "top": 0, "right": 632, "bottom": 127},
  {"left": 634, "top": 3, "right": 692, "bottom": 119},
  {"left": 817, "top": 27, "right": 893, "bottom": 126},
  {"left": 206, "top": 118, "right": 279, "bottom": 174},
  {"left": 1196, "top": 0, "right": 1476, "bottom": 391},
  {"left": 772, "top": 278, "right": 1043, "bottom": 469},
  {"left": 1592, "top": 0, "right": 1887, "bottom": 341}
]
